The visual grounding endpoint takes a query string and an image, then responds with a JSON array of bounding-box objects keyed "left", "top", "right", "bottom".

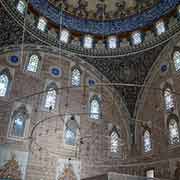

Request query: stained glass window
[
  {"left": 60, "top": 29, "right": 69, "bottom": 43},
  {"left": 44, "top": 87, "right": 57, "bottom": 110},
  {"left": 173, "top": 51, "right": 180, "bottom": 72},
  {"left": 17, "top": 0, "right": 25, "bottom": 14},
  {"left": 11, "top": 113, "right": 26, "bottom": 137},
  {"left": 0, "top": 74, "right": 9, "bottom": 97},
  {"left": 71, "top": 68, "right": 81, "bottom": 87},
  {"left": 132, "top": 31, "right": 142, "bottom": 45},
  {"left": 156, "top": 20, "right": 165, "bottom": 35},
  {"left": 65, "top": 128, "right": 76, "bottom": 145},
  {"left": 90, "top": 97, "right": 100, "bottom": 120},
  {"left": 169, "top": 119, "right": 180, "bottom": 144},
  {"left": 111, "top": 131, "right": 119, "bottom": 153},
  {"left": 164, "top": 88, "right": 174, "bottom": 111},
  {"left": 144, "top": 130, "right": 152, "bottom": 153},
  {"left": 27, "top": 54, "right": 39, "bottom": 72},
  {"left": 37, "top": 18, "right": 46, "bottom": 32},
  {"left": 84, "top": 36, "right": 93, "bottom": 49},
  {"left": 108, "top": 36, "right": 117, "bottom": 49}
]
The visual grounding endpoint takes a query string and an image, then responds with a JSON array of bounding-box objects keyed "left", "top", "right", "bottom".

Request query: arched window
[
  {"left": 144, "top": 130, "right": 152, "bottom": 153},
  {"left": 71, "top": 68, "right": 81, "bottom": 87},
  {"left": 60, "top": 29, "right": 69, "bottom": 43},
  {"left": 111, "top": 131, "right": 119, "bottom": 153},
  {"left": 0, "top": 74, "right": 9, "bottom": 97},
  {"left": 17, "top": 0, "right": 26, "bottom": 14},
  {"left": 44, "top": 83, "right": 57, "bottom": 110},
  {"left": 10, "top": 105, "right": 28, "bottom": 138},
  {"left": 173, "top": 51, "right": 180, "bottom": 72},
  {"left": 0, "top": 69, "right": 11, "bottom": 97},
  {"left": 156, "top": 20, "right": 165, "bottom": 35},
  {"left": 90, "top": 96, "right": 101, "bottom": 120},
  {"left": 169, "top": 119, "right": 180, "bottom": 144},
  {"left": 164, "top": 88, "right": 174, "bottom": 111},
  {"left": 132, "top": 31, "right": 142, "bottom": 45},
  {"left": 84, "top": 35, "right": 93, "bottom": 49},
  {"left": 37, "top": 18, "right": 46, "bottom": 32},
  {"left": 65, "top": 127, "right": 76, "bottom": 145},
  {"left": 108, "top": 36, "right": 117, "bottom": 49},
  {"left": 27, "top": 54, "right": 39, "bottom": 72}
]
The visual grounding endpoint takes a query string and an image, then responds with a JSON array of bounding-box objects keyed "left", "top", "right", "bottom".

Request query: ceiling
[
  {"left": 0, "top": 2, "right": 166, "bottom": 118},
  {"left": 48, "top": 0, "right": 160, "bottom": 20}
]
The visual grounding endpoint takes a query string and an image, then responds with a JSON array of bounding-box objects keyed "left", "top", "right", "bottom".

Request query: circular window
[{"left": 50, "top": 67, "right": 62, "bottom": 77}]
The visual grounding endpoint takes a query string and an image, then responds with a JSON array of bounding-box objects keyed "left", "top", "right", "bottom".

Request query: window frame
[
  {"left": 131, "top": 31, "right": 142, "bottom": 45},
  {"left": 83, "top": 35, "right": 93, "bottom": 49},
  {"left": 108, "top": 36, "right": 117, "bottom": 49},
  {"left": 71, "top": 66, "right": 81, "bottom": 87},
  {"left": 167, "top": 114, "right": 180, "bottom": 146},
  {"left": 60, "top": 29, "right": 70, "bottom": 43},
  {"left": 155, "top": 20, "right": 166, "bottom": 35},
  {"left": 37, "top": 17, "right": 47, "bottom": 32},
  {"left": 43, "top": 82, "right": 58, "bottom": 112},
  {"left": 26, "top": 54, "right": 40, "bottom": 73},
  {"left": 143, "top": 129, "right": 152, "bottom": 153},
  {"left": 163, "top": 85, "right": 175, "bottom": 113},
  {"left": 16, "top": 0, "right": 26, "bottom": 14},
  {"left": 8, "top": 104, "right": 29, "bottom": 140},
  {"left": 89, "top": 95, "right": 101, "bottom": 121},
  {"left": 110, "top": 127, "right": 120, "bottom": 155},
  {"left": 172, "top": 48, "right": 180, "bottom": 72},
  {"left": 0, "top": 68, "right": 12, "bottom": 98}
]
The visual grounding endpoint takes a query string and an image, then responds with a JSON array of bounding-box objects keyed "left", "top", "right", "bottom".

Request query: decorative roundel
[
  {"left": 50, "top": 67, "right": 62, "bottom": 77},
  {"left": 88, "top": 79, "right": 96, "bottom": 86},
  {"left": 9, "top": 55, "right": 19, "bottom": 65},
  {"left": 160, "top": 64, "right": 168, "bottom": 73}
]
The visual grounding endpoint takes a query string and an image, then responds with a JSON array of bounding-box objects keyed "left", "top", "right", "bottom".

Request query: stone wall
[
  {"left": 134, "top": 33, "right": 180, "bottom": 179},
  {"left": 0, "top": 46, "right": 130, "bottom": 180}
]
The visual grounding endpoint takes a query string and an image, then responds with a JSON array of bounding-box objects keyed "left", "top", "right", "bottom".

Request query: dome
[{"left": 48, "top": 0, "right": 159, "bottom": 20}]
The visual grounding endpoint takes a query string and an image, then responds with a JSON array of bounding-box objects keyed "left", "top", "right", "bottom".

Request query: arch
[
  {"left": 163, "top": 84, "right": 174, "bottom": 112},
  {"left": 155, "top": 20, "right": 166, "bottom": 35},
  {"left": 64, "top": 127, "right": 76, "bottom": 145},
  {"left": 173, "top": 50, "right": 180, "bottom": 72},
  {"left": 27, "top": 54, "right": 40, "bottom": 72},
  {"left": 71, "top": 67, "right": 81, "bottom": 87},
  {"left": 143, "top": 130, "right": 152, "bottom": 153},
  {"left": 44, "top": 82, "right": 58, "bottom": 110},
  {"left": 89, "top": 95, "right": 101, "bottom": 120},
  {"left": 16, "top": 0, "right": 26, "bottom": 14},
  {"left": 0, "top": 68, "right": 12, "bottom": 97},
  {"left": 60, "top": 29, "right": 70, "bottom": 43},
  {"left": 167, "top": 114, "right": 180, "bottom": 145},
  {"left": 37, "top": 17, "right": 47, "bottom": 32},
  {"left": 9, "top": 105, "right": 28, "bottom": 138},
  {"left": 110, "top": 127, "right": 120, "bottom": 153}
]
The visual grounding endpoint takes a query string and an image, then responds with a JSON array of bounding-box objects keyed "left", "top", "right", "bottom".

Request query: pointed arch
[
  {"left": 110, "top": 127, "right": 120, "bottom": 153},
  {"left": 71, "top": 67, "right": 81, "bottom": 87},
  {"left": 89, "top": 95, "right": 101, "bottom": 120},
  {"left": 0, "top": 68, "right": 12, "bottom": 97},
  {"left": 9, "top": 105, "right": 28, "bottom": 138},
  {"left": 27, "top": 54, "right": 40, "bottom": 72},
  {"left": 173, "top": 50, "right": 180, "bottom": 72},
  {"left": 143, "top": 130, "right": 152, "bottom": 153},
  {"left": 44, "top": 82, "right": 58, "bottom": 110},
  {"left": 167, "top": 114, "right": 180, "bottom": 145},
  {"left": 163, "top": 84, "right": 174, "bottom": 112}
]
